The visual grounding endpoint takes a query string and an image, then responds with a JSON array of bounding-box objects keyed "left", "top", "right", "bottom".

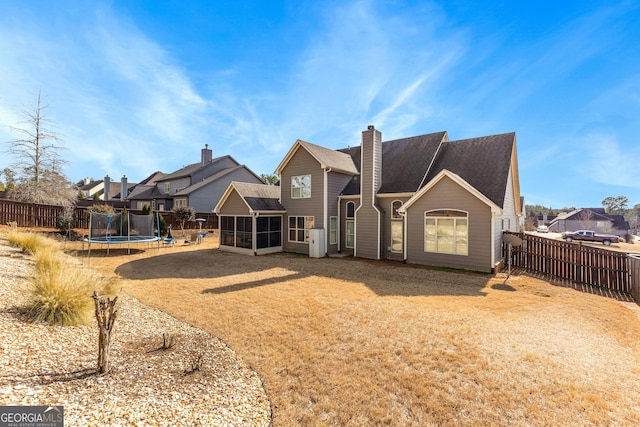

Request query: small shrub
[{"left": 88, "top": 204, "right": 115, "bottom": 214}]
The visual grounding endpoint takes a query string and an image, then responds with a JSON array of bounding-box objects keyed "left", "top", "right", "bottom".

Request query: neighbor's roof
[
  {"left": 174, "top": 165, "right": 261, "bottom": 196},
  {"left": 550, "top": 208, "right": 630, "bottom": 230},
  {"left": 275, "top": 139, "right": 359, "bottom": 175},
  {"left": 157, "top": 155, "right": 238, "bottom": 182}
]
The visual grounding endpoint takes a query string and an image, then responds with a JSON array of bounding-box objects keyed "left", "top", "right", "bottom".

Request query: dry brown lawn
[{"left": 60, "top": 234, "right": 640, "bottom": 426}]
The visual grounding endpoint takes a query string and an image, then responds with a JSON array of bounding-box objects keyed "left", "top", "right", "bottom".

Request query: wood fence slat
[{"left": 504, "top": 232, "right": 636, "bottom": 303}]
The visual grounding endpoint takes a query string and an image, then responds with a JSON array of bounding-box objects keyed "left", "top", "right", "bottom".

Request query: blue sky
[{"left": 1, "top": 1, "right": 638, "bottom": 209}]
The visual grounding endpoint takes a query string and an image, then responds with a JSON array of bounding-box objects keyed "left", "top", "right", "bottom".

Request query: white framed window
[
  {"left": 329, "top": 216, "right": 337, "bottom": 245},
  {"left": 164, "top": 182, "right": 170, "bottom": 194},
  {"left": 424, "top": 210, "right": 468, "bottom": 255},
  {"left": 288, "top": 216, "right": 314, "bottom": 243},
  {"left": 391, "top": 200, "right": 403, "bottom": 219},
  {"left": 291, "top": 175, "right": 311, "bottom": 198},
  {"left": 345, "top": 201, "right": 355, "bottom": 248}
]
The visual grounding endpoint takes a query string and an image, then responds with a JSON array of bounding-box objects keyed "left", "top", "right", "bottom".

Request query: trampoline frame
[{"left": 84, "top": 211, "right": 161, "bottom": 258}]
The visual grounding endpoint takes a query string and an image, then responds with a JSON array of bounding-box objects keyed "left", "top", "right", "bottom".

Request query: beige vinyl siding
[
  {"left": 404, "top": 175, "right": 493, "bottom": 272},
  {"left": 379, "top": 196, "right": 411, "bottom": 261},
  {"left": 326, "top": 172, "right": 353, "bottom": 254},
  {"left": 493, "top": 165, "right": 517, "bottom": 266},
  {"left": 218, "top": 191, "right": 250, "bottom": 216},
  {"left": 280, "top": 147, "right": 324, "bottom": 254}
]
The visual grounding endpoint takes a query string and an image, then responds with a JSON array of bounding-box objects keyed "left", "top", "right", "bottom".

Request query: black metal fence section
[
  {"left": 0, "top": 199, "right": 218, "bottom": 231},
  {"left": 503, "top": 232, "right": 634, "bottom": 299}
]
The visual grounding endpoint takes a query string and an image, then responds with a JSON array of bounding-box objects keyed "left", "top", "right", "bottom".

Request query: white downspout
[{"left": 324, "top": 168, "right": 329, "bottom": 256}]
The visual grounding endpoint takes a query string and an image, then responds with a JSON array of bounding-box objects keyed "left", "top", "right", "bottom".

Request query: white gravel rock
[{"left": 0, "top": 239, "right": 271, "bottom": 426}]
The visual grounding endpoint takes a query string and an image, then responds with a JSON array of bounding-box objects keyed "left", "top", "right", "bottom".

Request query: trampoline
[{"left": 84, "top": 211, "right": 161, "bottom": 259}]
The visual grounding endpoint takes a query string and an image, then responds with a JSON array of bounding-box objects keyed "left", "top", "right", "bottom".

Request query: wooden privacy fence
[
  {"left": 630, "top": 255, "right": 640, "bottom": 303},
  {"left": 503, "top": 232, "right": 635, "bottom": 299},
  {"left": 0, "top": 199, "right": 218, "bottom": 231}
]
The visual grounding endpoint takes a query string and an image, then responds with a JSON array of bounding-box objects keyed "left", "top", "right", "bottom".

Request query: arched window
[
  {"left": 424, "top": 210, "right": 468, "bottom": 255},
  {"left": 345, "top": 201, "right": 355, "bottom": 248},
  {"left": 391, "top": 200, "right": 403, "bottom": 219},
  {"left": 391, "top": 201, "right": 403, "bottom": 253}
]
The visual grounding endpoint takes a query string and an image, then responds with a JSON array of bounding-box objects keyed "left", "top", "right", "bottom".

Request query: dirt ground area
[{"left": 48, "top": 230, "right": 640, "bottom": 426}]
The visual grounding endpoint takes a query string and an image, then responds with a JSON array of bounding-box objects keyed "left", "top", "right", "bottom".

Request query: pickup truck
[{"left": 561, "top": 230, "right": 623, "bottom": 246}]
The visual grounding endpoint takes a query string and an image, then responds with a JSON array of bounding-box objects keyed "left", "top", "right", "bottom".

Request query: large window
[
  {"left": 424, "top": 210, "right": 468, "bottom": 255},
  {"left": 291, "top": 175, "right": 311, "bottom": 198},
  {"left": 256, "top": 216, "right": 282, "bottom": 249},
  {"left": 220, "top": 216, "right": 252, "bottom": 249},
  {"left": 289, "top": 216, "right": 314, "bottom": 243},
  {"left": 345, "top": 201, "right": 355, "bottom": 248},
  {"left": 163, "top": 182, "right": 170, "bottom": 194},
  {"left": 329, "top": 216, "right": 337, "bottom": 245},
  {"left": 391, "top": 200, "right": 403, "bottom": 253}
]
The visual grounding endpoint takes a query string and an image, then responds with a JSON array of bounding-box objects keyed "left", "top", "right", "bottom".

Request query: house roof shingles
[
  {"left": 425, "top": 132, "right": 515, "bottom": 207},
  {"left": 231, "top": 182, "right": 285, "bottom": 212},
  {"left": 336, "top": 130, "right": 515, "bottom": 208}
]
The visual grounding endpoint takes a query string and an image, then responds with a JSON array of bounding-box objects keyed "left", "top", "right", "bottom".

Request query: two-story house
[
  {"left": 214, "top": 125, "right": 522, "bottom": 272},
  {"left": 127, "top": 145, "right": 263, "bottom": 212}
]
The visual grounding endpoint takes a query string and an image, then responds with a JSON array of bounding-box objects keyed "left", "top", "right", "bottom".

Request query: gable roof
[
  {"left": 424, "top": 132, "right": 516, "bottom": 207},
  {"left": 338, "top": 131, "right": 448, "bottom": 195},
  {"left": 214, "top": 181, "right": 285, "bottom": 213},
  {"left": 275, "top": 139, "right": 358, "bottom": 175},
  {"left": 157, "top": 155, "right": 240, "bottom": 182},
  {"left": 550, "top": 208, "right": 630, "bottom": 230},
  {"left": 399, "top": 169, "right": 503, "bottom": 215},
  {"left": 174, "top": 165, "right": 261, "bottom": 196}
]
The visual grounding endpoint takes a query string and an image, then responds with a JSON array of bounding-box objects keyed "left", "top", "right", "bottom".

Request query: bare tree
[{"left": 5, "top": 92, "right": 76, "bottom": 206}]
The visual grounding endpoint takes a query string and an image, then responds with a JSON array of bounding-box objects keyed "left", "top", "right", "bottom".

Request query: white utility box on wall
[{"left": 309, "top": 228, "right": 325, "bottom": 258}]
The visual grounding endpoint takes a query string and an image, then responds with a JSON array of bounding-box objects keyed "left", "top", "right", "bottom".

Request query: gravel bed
[{"left": 0, "top": 239, "right": 271, "bottom": 426}]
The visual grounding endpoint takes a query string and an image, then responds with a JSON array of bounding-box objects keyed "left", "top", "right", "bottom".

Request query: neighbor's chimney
[
  {"left": 201, "top": 144, "right": 213, "bottom": 166},
  {"left": 103, "top": 175, "right": 111, "bottom": 201},
  {"left": 120, "top": 175, "right": 128, "bottom": 201},
  {"left": 84, "top": 177, "right": 90, "bottom": 185}
]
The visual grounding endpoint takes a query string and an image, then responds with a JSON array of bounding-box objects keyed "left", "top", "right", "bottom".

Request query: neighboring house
[
  {"left": 77, "top": 176, "right": 136, "bottom": 201},
  {"left": 128, "top": 145, "right": 263, "bottom": 212},
  {"left": 215, "top": 125, "right": 522, "bottom": 273},
  {"left": 77, "top": 178, "right": 104, "bottom": 199},
  {"left": 548, "top": 208, "right": 630, "bottom": 237}
]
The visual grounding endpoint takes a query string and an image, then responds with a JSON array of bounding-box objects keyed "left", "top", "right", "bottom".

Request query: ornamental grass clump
[
  {"left": 6, "top": 230, "right": 119, "bottom": 326},
  {"left": 7, "top": 230, "right": 54, "bottom": 254},
  {"left": 30, "top": 261, "right": 119, "bottom": 327}
]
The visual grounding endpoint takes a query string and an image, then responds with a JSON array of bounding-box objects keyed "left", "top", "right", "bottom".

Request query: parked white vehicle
[{"left": 537, "top": 225, "right": 549, "bottom": 233}]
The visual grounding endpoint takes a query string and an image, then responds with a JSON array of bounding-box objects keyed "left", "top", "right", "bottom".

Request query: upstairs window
[
  {"left": 163, "top": 182, "right": 170, "bottom": 194},
  {"left": 291, "top": 175, "right": 311, "bottom": 198}
]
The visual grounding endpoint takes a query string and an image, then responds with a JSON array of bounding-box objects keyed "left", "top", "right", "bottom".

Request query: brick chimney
[
  {"left": 201, "top": 144, "right": 212, "bottom": 166},
  {"left": 120, "top": 175, "right": 128, "bottom": 201}
]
